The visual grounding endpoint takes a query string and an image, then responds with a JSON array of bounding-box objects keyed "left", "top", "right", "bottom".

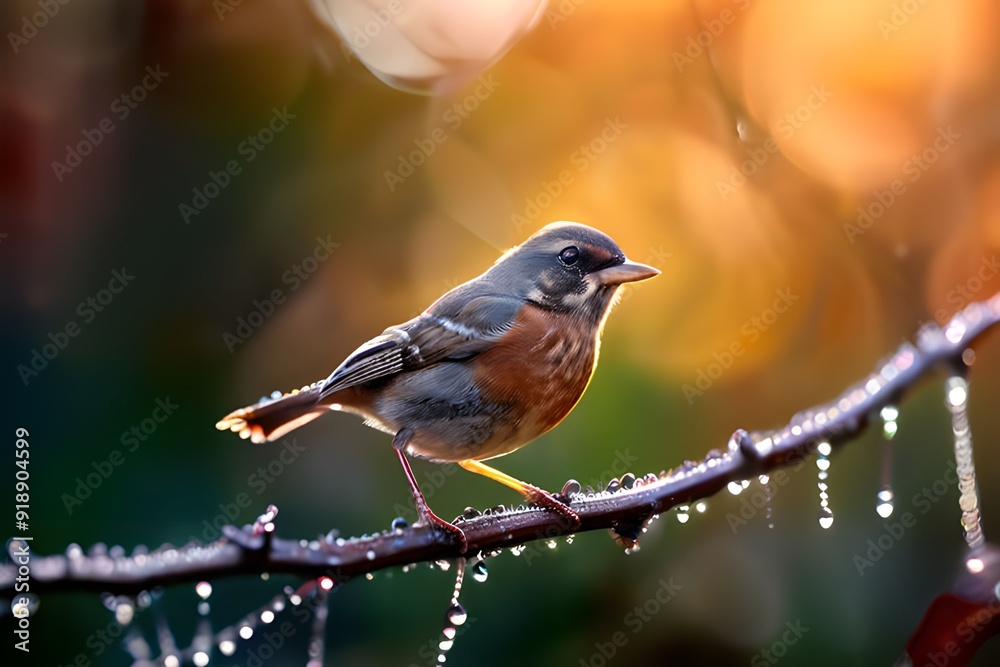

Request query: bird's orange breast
[{"left": 471, "top": 304, "right": 597, "bottom": 455}]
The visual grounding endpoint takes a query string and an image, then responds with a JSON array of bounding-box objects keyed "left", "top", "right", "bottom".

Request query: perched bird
[{"left": 217, "top": 222, "right": 659, "bottom": 551}]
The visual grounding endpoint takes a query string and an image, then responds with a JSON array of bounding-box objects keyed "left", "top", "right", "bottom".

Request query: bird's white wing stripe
[{"left": 431, "top": 315, "right": 481, "bottom": 339}]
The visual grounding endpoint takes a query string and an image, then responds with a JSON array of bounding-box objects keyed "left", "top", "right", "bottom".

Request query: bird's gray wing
[{"left": 318, "top": 294, "right": 521, "bottom": 397}]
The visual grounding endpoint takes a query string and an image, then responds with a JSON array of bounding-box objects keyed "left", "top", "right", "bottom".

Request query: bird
[{"left": 216, "top": 222, "right": 659, "bottom": 552}]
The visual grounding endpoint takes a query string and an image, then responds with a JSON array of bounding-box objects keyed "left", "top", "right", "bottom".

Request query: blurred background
[{"left": 3, "top": 0, "right": 1000, "bottom": 665}]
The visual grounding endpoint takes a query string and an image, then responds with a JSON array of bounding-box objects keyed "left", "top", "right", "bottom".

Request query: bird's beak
[{"left": 593, "top": 258, "right": 660, "bottom": 286}]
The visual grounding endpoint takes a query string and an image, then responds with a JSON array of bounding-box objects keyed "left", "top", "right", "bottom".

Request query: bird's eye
[{"left": 558, "top": 246, "right": 580, "bottom": 266}]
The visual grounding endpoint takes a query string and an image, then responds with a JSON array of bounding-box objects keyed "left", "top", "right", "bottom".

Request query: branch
[{"left": 4, "top": 293, "right": 1000, "bottom": 597}]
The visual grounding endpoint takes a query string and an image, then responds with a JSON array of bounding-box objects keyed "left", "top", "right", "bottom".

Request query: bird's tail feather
[{"left": 216, "top": 383, "right": 328, "bottom": 444}]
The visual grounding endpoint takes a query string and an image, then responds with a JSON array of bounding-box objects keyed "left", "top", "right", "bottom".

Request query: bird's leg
[
  {"left": 393, "top": 429, "right": 468, "bottom": 553},
  {"left": 458, "top": 460, "right": 581, "bottom": 529}
]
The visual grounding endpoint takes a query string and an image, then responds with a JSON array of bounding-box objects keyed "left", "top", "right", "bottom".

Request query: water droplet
[
  {"left": 12, "top": 594, "right": 40, "bottom": 618},
  {"left": 694, "top": 501, "right": 707, "bottom": 513},
  {"left": 561, "top": 479, "right": 582, "bottom": 496},
  {"left": 219, "top": 640, "right": 236, "bottom": 656},
  {"left": 966, "top": 557, "right": 985, "bottom": 574},
  {"left": 196, "top": 581, "right": 213, "bottom": 599},
  {"left": 261, "top": 610, "right": 275, "bottom": 624},
  {"left": 461, "top": 507, "right": 481, "bottom": 520},
  {"left": 818, "top": 507, "right": 834, "bottom": 529},
  {"left": 239, "top": 626, "right": 254, "bottom": 640},
  {"left": 443, "top": 626, "right": 457, "bottom": 640},
  {"left": 366, "top": 549, "right": 376, "bottom": 560},
  {"left": 881, "top": 405, "right": 899, "bottom": 440},
  {"left": 510, "top": 544, "right": 526, "bottom": 556},
  {"left": 545, "top": 539, "right": 557, "bottom": 550},
  {"left": 193, "top": 650, "right": 210, "bottom": 666},
  {"left": 565, "top": 534, "right": 575, "bottom": 545},
  {"left": 727, "top": 481, "right": 743, "bottom": 495},
  {"left": 391, "top": 517, "right": 409, "bottom": 531},
  {"left": 620, "top": 473, "right": 636, "bottom": 489},
  {"left": 946, "top": 375, "right": 984, "bottom": 549},
  {"left": 676, "top": 505, "right": 690, "bottom": 523},
  {"left": 197, "top": 601, "right": 210, "bottom": 616},
  {"left": 318, "top": 576, "right": 334, "bottom": 591},
  {"left": 947, "top": 381, "right": 968, "bottom": 407},
  {"left": 876, "top": 487, "right": 894, "bottom": 518},
  {"left": 446, "top": 603, "right": 468, "bottom": 626},
  {"left": 471, "top": 561, "right": 488, "bottom": 583}
]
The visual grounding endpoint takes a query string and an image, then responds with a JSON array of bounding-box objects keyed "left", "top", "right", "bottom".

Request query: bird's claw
[
  {"left": 418, "top": 510, "right": 469, "bottom": 554},
  {"left": 524, "top": 485, "right": 581, "bottom": 530}
]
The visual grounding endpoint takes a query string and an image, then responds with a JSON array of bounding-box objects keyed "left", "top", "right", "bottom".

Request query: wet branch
[{"left": 4, "top": 293, "right": 1000, "bottom": 597}]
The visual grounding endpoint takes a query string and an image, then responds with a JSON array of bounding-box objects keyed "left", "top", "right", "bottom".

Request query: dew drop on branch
[
  {"left": 446, "top": 603, "right": 468, "bottom": 626},
  {"left": 816, "top": 440, "right": 834, "bottom": 529},
  {"left": 759, "top": 474, "right": 774, "bottom": 529},
  {"left": 946, "top": 374, "right": 985, "bottom": 549}
]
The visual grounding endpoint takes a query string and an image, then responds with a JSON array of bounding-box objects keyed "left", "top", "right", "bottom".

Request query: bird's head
[{"left": 490, "top": 222, "right": 660, "bottom": 321}]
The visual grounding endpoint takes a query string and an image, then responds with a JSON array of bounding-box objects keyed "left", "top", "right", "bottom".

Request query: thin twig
[{"left": 4, "top": 293, "right": 1000, "bottom": 597}]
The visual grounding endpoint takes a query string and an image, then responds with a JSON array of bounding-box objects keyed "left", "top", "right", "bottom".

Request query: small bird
[{"left": 217, "top": 222, "right": 659, "bottom": 551}]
